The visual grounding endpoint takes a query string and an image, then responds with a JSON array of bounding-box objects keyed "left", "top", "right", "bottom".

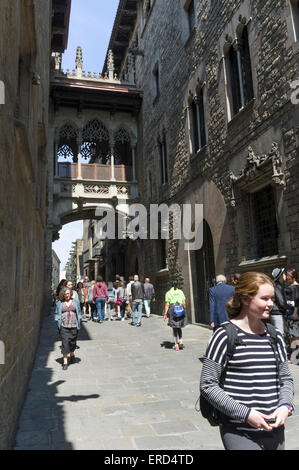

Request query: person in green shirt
[{"left": 163, "top": 280, "right": 187, "bottom": 350}]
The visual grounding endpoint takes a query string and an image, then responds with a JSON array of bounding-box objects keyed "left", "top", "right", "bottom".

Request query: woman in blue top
[{"left": 55, "top": 287, "right": 82, "bottom": 370}]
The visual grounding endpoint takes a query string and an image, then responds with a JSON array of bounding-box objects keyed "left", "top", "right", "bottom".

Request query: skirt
[
  {"left": 60, "top": 326, "right": 78, "bottom": 355},
  {"left": 167, "top": 304, "right": 188, "bottom": 329}
]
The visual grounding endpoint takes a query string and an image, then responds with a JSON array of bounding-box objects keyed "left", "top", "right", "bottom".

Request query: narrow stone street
[{"left": 14, "top": 312, "right": 299, "bottom": 451}]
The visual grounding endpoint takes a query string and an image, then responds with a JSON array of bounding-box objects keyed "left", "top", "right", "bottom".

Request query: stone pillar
[
  {"left": 54, "top": 135, "right": 59, "bottom": 177},
  {"left": 77, "top": 136, "right": 82, "bottom": 180},
  {"left": 110, "top": 143, "right": 115, "bottom": 181}
]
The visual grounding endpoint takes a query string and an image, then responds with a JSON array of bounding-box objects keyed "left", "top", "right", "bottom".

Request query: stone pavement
[{"left": 14, "top": 312, "right": 299, "bottom": 450}]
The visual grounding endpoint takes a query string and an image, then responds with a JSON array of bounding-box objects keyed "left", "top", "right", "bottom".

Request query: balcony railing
[{"left": 56, "top": 163, "right": 133, "bottom": 182}]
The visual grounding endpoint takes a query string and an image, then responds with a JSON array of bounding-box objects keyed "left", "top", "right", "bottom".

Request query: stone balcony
[{"left": 53, "top": 162, "right": 138, "bottom": 201}]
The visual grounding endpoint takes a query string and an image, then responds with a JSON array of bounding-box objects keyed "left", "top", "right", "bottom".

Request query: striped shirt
[{"left": 200, "top": 323, "right": 294, "bottom": 432}]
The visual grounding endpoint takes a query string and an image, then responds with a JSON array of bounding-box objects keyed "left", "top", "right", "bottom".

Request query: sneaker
[
  {"left": 121, "top": 318, "right": 125, "bottom": 321},
  {"left": 62, "top": 363, "right": 68, "bottom": 370},
  {"left": 173, "top": 345, "right": 179, "bottom": 351},
  {"left": 136, "top": 323, "right": 141, "bottom": 327}
]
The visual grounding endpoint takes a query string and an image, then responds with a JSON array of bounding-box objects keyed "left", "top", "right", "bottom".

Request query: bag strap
[
  {"left": 217, "top": 322, "right": 245, "bottom": 386},
  {"left": 265, "top": 322, "right": 283, "bottom": 386}
]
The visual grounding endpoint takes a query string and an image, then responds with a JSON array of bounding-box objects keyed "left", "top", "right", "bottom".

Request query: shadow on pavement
[
  {"left": 14, "top": 309, "right": 99, "bottom": 450},
  {"left": 160, "top": 341, "right": 174, "bottom": 349}
]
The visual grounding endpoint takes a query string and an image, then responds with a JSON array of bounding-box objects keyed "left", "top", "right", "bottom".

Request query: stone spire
[
  {"left": 107, "top": 50, "right": 115, "bottom": 81},
  {"left": 75, "top": 46, "right": 83, "bottom": 77}
]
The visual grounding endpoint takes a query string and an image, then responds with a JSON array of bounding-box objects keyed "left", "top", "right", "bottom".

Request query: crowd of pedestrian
[
  {"left": 53, "top": 273, "right": 156, "bottom": 369},
  {"left": 52, "top": 264, "right": 297, "bottom": 450}
]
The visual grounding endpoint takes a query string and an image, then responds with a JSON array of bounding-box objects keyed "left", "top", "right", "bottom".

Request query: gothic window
[
  {"left": 159, "top": 134, "right": 168, "bottom": 185},
  {"left": 57, "top": 124, "right": 78, "bottom": 163},
  {"left": 253, "top": 186, "right": 279, "bottom": 257},
  {"left": 114, "top": 128, "right": 132, "bottom": 165},
  {"left": 225, "top": 24, "right": 254, "bottom": 117},
  {"left": 81, "top": 119, "right": 110, "bottom": 164},
  {"left": 190, "top": 87, "right": 206, "bottom": 153},
  {"left": 291, "top": 0, "right": 299, "bottom": 41}
]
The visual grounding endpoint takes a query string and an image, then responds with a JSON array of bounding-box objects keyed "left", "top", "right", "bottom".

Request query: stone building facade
[
  {"left": 0, "top": 0, "right": 71, "bottom": 449},
  {"left": 106, "top": 0, "right": 299, "bottom": 323},
  {"left": 51, "top": 250, "right": 61, "bottom": 289}
]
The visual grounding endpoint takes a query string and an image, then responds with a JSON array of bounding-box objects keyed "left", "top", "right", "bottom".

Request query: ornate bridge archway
[{"left": 49, "top": 47, "right": 142, "bottom": 242}]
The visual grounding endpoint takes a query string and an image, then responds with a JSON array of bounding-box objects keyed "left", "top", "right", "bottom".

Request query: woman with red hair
[{"left": 200, "top": 271, "right": 294, "bottom": 450}]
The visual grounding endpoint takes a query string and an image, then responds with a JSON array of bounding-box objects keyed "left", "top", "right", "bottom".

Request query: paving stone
[
  {"left": 13, "top": 314, "right": 299, "bottom": 450},
  {"left": 151, "top": 420, "right": 198, "bottom": 435},
  {"left": 133, "top": 435, "right": 191, "bottom": 450},
  {"left": 120, "top": 424, "right": 154, "bottom": 438}
]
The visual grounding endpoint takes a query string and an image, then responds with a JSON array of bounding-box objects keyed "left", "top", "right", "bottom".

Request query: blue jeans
[
  {"left": 96, "top": 298, "right": 106, "bottom": 322},
  {"left": 132, "top": 301, "right": 143, "bottom": 325},
  {"left": 144, "top": 299, "right": 151, "bottom": 317}
]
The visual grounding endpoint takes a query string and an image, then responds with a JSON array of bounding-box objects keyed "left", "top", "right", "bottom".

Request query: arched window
[
  {"left": 81, "top": 119, "right": 110, "bottom": 164},
  {"left": 225, "top": 24, "right": 254, "bottom": 117},
  {"left": 114, "top": 128, "right": 132, "bottom": 165},
  {"left": 57, "top": 124, "right": 78, "bottom": 162},
  {"left": 190, "top": 86, "right": 206, "bottom": 154}
]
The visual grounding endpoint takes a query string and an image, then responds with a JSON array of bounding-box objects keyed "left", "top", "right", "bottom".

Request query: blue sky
[
  {"left": 62, "top": 0, "right": 119, "bottom": 72},
  {"left": 52, "top": 0, "right": 119, "bottom": 275}
]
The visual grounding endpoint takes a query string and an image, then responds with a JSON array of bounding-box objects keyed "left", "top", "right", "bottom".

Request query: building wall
[
  {"left": 0, "top": 0, "right": 51, "bottom": 449},
  {"left": 52, "top": 250, "right": 61, "bottom": 289},
  {"left": 133, "top": 0, "right": 299, "bottom": 322}
]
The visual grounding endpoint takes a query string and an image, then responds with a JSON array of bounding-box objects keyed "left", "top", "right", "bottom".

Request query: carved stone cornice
[{"left": 229, "top": 142, "right": 286, "bottom": 207}]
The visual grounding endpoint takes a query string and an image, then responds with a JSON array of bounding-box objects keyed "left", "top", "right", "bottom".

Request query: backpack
[
  {"left": 195, "top": 321, "right": 281, "bottom": 427},
  {"left": 173, "top": 302, "right": 185, "bottom": 317}
]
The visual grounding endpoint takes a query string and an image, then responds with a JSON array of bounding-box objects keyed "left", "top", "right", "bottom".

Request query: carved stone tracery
[{"left": 57, "top": 123, "right": 79, "bottom": 162}]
